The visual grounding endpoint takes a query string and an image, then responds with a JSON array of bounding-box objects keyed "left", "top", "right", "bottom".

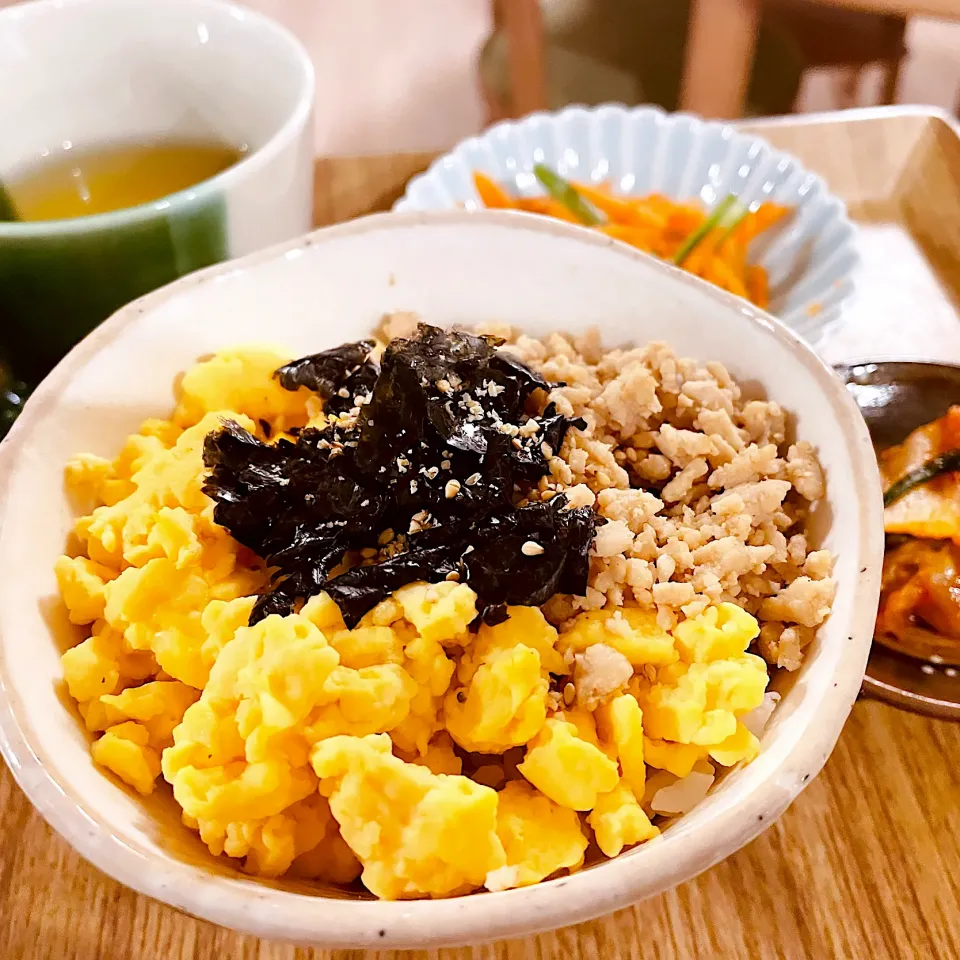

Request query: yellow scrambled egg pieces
[
  {"left": 313, "top": 733, "right": 504, "bottom": 899},
  {"left": 57, "top": 348, "right": 775, "bottom": 901},
  {"left": 445, "top": 607, "right": 560, "bottom": 754}
]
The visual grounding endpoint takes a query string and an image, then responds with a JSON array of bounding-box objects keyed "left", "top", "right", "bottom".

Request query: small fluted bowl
[{"left": 395, "top": 105, "right": 859, "bottom": 345}]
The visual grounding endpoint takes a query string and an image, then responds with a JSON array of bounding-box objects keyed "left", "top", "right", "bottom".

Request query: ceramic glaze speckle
[
  {"left": 394, "top": 105, "right": 859, "bottom": 346},
  {"left": 0, "top": 212, "right": 882, "bottom": 948}
]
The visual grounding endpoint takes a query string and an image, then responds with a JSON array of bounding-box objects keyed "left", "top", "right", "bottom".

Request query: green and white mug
[{"left": 0, "top": 0, "right": 315, "bottom": 382}]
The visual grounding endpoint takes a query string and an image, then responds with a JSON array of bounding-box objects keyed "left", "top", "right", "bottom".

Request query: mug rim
[{"left": 0, "top": 0, "right": 315, "bottom": 237}]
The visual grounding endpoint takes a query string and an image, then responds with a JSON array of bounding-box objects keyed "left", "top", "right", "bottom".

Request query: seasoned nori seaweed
[
  {"left": 203, "top": 323, "right": 598, "bottom": 627},
  {"left": 274, "top": 339, "right": 379, "bottom": 417}
]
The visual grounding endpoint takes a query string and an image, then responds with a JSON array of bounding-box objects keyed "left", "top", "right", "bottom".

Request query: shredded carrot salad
[{"left": 472, "top": 169, "right": 792, "bottom": 310}]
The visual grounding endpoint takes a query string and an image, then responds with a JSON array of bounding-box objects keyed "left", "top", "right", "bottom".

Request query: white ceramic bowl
[
  {"left": 394, "top": 105, "right": 859, "bottom": 345},
  {"left": 0, "top": 212, "right": 882, "bottom": 948}
]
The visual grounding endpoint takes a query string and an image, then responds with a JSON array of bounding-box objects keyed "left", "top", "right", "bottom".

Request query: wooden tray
[
  {"left": 2, "top": 109, "right": 959, "bottom": 960},
  {"left": 740, "top": 107, "right": 960, "bottom": 366}
]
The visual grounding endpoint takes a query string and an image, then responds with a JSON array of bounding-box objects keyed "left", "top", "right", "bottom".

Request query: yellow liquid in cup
[{"left": 7, "top": 140, "right": 245, "bottom": 221}]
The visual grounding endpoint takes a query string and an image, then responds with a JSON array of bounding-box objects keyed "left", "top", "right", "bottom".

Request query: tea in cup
[{"left": 0, "top": 0, "right": 315, "bottom": 382}]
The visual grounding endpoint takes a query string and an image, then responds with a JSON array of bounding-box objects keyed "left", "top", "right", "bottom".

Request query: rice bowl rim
[{"left": 0, "top": 210, "right": 883, "bottom": 948}]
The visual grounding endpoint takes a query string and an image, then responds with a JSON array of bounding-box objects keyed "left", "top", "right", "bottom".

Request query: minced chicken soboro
[{"left": 382, "top": 314, "right": 836, "bottom": 672}]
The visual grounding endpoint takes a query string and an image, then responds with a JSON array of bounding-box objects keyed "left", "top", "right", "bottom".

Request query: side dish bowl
[
  {"left": 0, "top": 211, "right": 882, "bottom": 947},
  {"left": 394, "top": 105, "right": 859, "bottom": 345},
  {"left": 840, "top": 359, "right": 960, "bottom": 719}
]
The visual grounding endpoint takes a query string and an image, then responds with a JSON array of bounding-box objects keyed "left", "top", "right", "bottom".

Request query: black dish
[{"left": 838, "top": 360, "right": 960, "bottom": 720}]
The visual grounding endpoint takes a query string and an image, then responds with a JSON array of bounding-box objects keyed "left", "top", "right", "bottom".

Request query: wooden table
[
  {"left": 680, "top": 0, "right": 960, "bottom": 119},
  {"left": 2, "top": 148, "right": 960, "bottom": 960}
]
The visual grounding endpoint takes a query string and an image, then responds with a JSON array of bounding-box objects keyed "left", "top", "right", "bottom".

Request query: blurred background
[{"left": 5, "top": 0, "right": 960, "bottom": 155}]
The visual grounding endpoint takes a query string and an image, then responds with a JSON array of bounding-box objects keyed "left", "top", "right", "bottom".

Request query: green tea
[{"left": 6, "top": 139, "right": 244, "bottom": 221}]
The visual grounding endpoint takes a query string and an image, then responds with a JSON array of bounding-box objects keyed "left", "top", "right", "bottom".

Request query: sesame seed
[
  {"left": 563, "top": 682, "right": 575, "bottom": 705},
  {"left": 465, "top": 472, "right": 482, "bottom": 486},
  {"left": 521, "top": 540, "right": 544, "bottom": 556},
  {"left": 445, "top": 479, "right": 461, "bottom": 499},
  {"left": 337, "top": 387, "right": 350, "bottom": 398},
  {"left": 425, "top": 466, "right": 439, "bottom": 480},
  {"left": 441, "top": 459, "right": 452, "bottom": 470},
  {"left": 436, "top": 379, "right": 452, "bottom": 394},
  {"left": 541, "top": 442, "right": 553, "bottom": 458},
  {"left": 445, "top": 570, "right": 460, "bottom": 582},
  {"left": 512, "top": 437, "right": 523, "bottom": 450}
]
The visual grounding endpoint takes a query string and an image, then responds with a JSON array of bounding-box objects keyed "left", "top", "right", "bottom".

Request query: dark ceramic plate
[{"left": 838, "top": 360, "right": 960, "bottom": 719}]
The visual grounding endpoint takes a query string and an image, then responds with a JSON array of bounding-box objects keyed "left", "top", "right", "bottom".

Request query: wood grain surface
[{"left": 3, "top": 112, "right": 960, "bottom": 959}]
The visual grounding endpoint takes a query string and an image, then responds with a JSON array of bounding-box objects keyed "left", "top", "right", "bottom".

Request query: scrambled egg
[
  {"left": 57, "top": 349, "right": 775, "bottom": 901},
  {"left": 312, "top": 733, "right": 504, "bottom": 899},
  {"left": 519, "top": 718, "right": 620, "bottom": 810},
  {"left": 494, "top": 780, "right": 587, "bottom": 887},
  {"left": 445, "top": 607, "right": 558, "bottom": 754}
]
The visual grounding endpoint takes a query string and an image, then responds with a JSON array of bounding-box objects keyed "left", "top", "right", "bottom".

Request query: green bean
[
  {"left": 533, "top": 164, "right": 603, "bottom": 226},
  {"left": 883, "top": 450, "right": 960, "bottom": 507},
  {"left": 672, "top": 194, "right": 742, "bottom": 267}
]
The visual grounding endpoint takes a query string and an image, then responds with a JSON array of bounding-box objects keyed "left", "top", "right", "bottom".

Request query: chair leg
[
  {"left": 879, "top": 56, "right": 904, "bottom": 106},
  {"left": 499, "top": 0, "right": 548, "bottom": 118},
  {"left": 879, "top": 16, "right": 908, "bottom": 107},
  {"left": 834, "top": 67, "right": 860, "bottom": 109},
  {"left": 481, "top": 78, "right": 510, "bottom": 127}
]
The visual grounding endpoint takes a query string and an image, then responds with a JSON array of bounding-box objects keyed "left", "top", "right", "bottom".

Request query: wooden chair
[
  {"left": 764, "top": 0, "right": 907, "bottom": 107},
  {"left": 485, "top": 0, "right": 908, "bottom": 122},
  {"left": 484, "top": 0, "right": 547, "bottom": 122}
]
